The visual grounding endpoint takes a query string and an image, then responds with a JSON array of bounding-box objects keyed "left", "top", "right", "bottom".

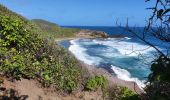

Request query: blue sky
[{"left": 0, "top": 0, "right": 154, "bottom": 26}]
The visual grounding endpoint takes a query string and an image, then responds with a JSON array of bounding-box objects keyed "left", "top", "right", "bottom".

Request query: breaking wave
[{"left": 68, "top": 37, "right": 158, "bottom": 89}]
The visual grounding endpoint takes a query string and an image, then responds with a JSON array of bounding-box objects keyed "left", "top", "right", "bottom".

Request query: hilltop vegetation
[
  {"left": 32, "top": 19, "right": 80, "bottom": 40},
  {"left": 0, "top": 4, "right": 84, "bottom": 93}
]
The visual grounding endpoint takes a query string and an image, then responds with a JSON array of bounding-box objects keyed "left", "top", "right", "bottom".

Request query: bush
[
  {"left": 0, "top": 15, "right": 30, "bottom": 49},
  {"left": 143, "top": 56, "right": 170, "bottom": 100},
  {"left": 85, "top": 75, "right": 108, "bottom": 91},
  {"left": 149, "top": 56, "right": 170, "bottom": 83},
  {"left": 104, "top": 86, "right": 139, "bottom": 100},
  {"left": 1, "top": 48, "right": 25, "bottom": 80},
  {"left": 119, "top": 87, "right": 139, "bottom": 100},
  {"left": 143, "top": 82, "right": 170, "bottom": 100}
]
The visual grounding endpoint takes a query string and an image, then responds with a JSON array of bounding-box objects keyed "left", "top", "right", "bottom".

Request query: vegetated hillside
[
  {"left": 0, "top": 4, "right": 85, "bottom": 93},
  {"left": 0, "top": 3, "right": 27, "bottom": 22},
  {"left": 32, "top": 19, "right": 80, "bottom": 39}
]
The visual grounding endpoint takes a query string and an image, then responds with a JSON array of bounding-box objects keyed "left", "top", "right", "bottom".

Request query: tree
[{"left": 126, "top": 0, "right": 170, "bottom": 99}]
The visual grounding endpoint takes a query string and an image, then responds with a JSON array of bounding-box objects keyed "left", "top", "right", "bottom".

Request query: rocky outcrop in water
[{"left": 76, "top": 30, "right": 109, "bottom": 38}]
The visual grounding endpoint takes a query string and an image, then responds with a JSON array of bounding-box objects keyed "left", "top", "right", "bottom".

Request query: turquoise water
[
  {"left": 59, "top": 27, "right": 169, "bottom": 89},
  {"left": 59, "top": 38, "right": 156, "bottom": 88}
]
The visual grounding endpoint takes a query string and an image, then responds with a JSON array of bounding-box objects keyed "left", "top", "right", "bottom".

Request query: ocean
[{"left": 59, "top": 26, "right": 169, "bottom": 89}]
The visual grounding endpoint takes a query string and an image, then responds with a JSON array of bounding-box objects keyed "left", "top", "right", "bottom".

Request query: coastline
[
  {"left": 55, "top": 29, "right": 109, "bottom": 42},
  {"left": 56, "top": 38, "right": 144, "bottom": 94},
  {"left": 79, "top": 61, "right": 143, "bottom": 94}
]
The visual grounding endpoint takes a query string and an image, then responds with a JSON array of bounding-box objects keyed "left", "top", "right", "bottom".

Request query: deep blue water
[{"left": 62, "top": 26, "right": 170, "bottom": 48}]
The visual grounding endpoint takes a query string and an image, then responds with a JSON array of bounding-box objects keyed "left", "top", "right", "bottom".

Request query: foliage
[
  {"left": 149, "top": 56, "right": 170, "bottom": 83},
  {"left": 144, "top": 82, "right": 170, "bottom": 100},
  {"left": 125, "top": 0, "right": 170, "bottom": 99},
  {"left": 0, "top": 76, "right": 4, "bottom": 85},
  {"left": 118, "top": 87, "right": 139, "bottom": 100},
  {"left": 104, "top": 86, "right": 140, "bottom": 100},
  {"left": 85, "top": 75, "right": 108, "bottom": 91},
  {"left": 142, "top": 56, "right": 170, "bottom": 100},
  {"left": 1, "top": 48, "right": 26, "bottom": 80},
  {"left": 136, "top": 1, "right": 170, "bottom": 100},
  {"left": 0, "top": 4, "right": 84, "bottom": 93},
  {"left": 32, "top": 19, "right": 80, "bottom": 40},
  {"left": 0, "top": 4, "right": 27, "bottom": 22},
  {"left": 0, "top": 15, "right": 30, "bottom": 49},
  {"left": 145, "top": 0, "right": 170, "bottom": 43}
]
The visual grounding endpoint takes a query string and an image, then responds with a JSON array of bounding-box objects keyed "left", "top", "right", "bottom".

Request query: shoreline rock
[{"left": 75, "top": 30, "right": 109, "bottom": 38}]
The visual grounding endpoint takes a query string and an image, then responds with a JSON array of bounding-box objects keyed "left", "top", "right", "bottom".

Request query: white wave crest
[
  {"left": 92, "top": 38, "right": 156, "bottom": 57},
  {"left": 125, "top": 37, "right": 131, "bottom": 40},
  {"left": 111, "top": 65, "right": 146, "bottom": 89},
  {"left": 69, "top": 39, "right": 102, "bottom": 65}
]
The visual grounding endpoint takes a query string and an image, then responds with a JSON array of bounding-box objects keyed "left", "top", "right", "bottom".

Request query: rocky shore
[{"left": 75, "top": 30, "right": 109, "bottom": 38}]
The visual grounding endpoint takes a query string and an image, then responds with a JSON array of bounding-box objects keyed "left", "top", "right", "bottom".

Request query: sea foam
[
  {"left": 111, "top": 65, "right": 146, "bottom": 89},
  {"left": 69, "top": 39, "right": 102, "bottom": 65},
  {"left": 92, "top": 38, "right": 156, "bottom": 57}
]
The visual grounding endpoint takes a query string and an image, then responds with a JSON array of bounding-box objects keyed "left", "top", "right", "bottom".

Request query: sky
[{"left": 0, "top": 0, "right": 155, "bottom": 26}]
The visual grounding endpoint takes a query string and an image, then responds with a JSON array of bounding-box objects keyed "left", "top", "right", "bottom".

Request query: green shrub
[
  {"left": 104, "top": 86, "right": 140, "bottom": 100},
  {"left": 0, "top": 5, "right": 84, "bottom": 93},
  {"left": 0, "top": 15, "right": 30, "bottom": 49},
  {"left": 119, "top": 87, "right": 139, "bottom": 100},
  {"left": 0, "top": 14, "right": 40, "bottom": 80},
  {"left": 85, "top": 75, "right": 108, "bottom": 91},
  {"left": 0, "top": 48, "right": 23, "bottom": 79}
]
